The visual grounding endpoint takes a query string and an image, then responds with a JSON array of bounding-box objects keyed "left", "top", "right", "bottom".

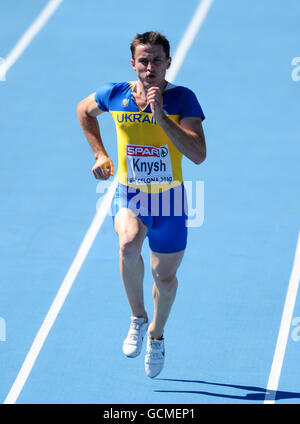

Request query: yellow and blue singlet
[{"left": 95, "top": 81, "right": 205, "bottom": 253}]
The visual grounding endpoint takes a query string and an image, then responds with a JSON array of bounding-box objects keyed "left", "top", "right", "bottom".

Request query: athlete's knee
[{"left": 152, "top": 269, "right": 178, "bottom": 293}]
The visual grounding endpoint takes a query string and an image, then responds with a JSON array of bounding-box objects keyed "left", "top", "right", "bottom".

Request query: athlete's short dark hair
[{"left": 130, "top": 31, "right": 170, "bottom": 59}]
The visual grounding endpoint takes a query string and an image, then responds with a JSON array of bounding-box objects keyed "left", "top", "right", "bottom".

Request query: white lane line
[
  {"left": 3, "top": 0, "right": 213, "bottom": 404},
  {"left": 0, "top": 0, "right": 63, "bottom": 80},
  {"left": 4, "top": 177, "right": 118, "bottom": 404},
  {"left": 166, "top": 0, "right": 214, "bottom": 82},
  {"left": 264, "top": 231, "right": 300, "bottom": 404}
]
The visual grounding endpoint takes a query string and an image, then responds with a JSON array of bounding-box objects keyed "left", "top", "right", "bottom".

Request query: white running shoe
[
  {"left": 122, "top": 316, "right": 149, "bottom": 358},
  {"left": 145, "top": 335, "right": 165, "bottom": 378}
]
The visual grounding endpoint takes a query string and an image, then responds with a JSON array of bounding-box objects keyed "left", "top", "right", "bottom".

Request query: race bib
[{"left": 126, "top": 144, "right": 173, "bottom": 185}]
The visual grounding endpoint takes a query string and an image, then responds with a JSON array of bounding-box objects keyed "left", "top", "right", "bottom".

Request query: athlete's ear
[
  {"left": 167, "top": 57, "right": 172, "bottom": 69},
  {"left": 131, "top": 58, "right": 136, "bottom": 71}
]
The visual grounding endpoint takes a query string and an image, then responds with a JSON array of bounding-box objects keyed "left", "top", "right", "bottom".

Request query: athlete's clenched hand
[
  {"left": 92, "top": 155, "right": 114, "bottom": 180},
  {"left": 147, "top": 87, "right": 164, "bottom": 123}
]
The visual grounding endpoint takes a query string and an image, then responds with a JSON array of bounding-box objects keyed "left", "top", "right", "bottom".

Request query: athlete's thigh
[
  {"left": 114, "top": 208, "right": 148, "bottom": 247},
  {"left": 150, "top": 249, "right": 185, "bottom": 280}
]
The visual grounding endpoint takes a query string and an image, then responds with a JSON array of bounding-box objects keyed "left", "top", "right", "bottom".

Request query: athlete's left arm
[
  {"left": 158, "top": 115, "right": 206, "bottom": 165},
  {"left": 147, "top": 87, "right": 206, "bottom": 164}
]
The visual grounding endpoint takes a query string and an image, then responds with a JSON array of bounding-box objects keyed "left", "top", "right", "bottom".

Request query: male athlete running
[{"left": 77, "top": 32, "right": 206, "bottom": 378}]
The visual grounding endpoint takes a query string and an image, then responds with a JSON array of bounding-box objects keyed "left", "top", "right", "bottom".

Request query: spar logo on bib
[{"left": 126, "top": 144, "right": 173, "bottom": 185}]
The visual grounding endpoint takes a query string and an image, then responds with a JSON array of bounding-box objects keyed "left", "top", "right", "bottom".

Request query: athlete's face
[{"left": 131, "top": 44, "right": 171, "bottom": 89}]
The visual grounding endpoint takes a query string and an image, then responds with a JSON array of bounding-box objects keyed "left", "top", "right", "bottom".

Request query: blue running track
[{"left": 0, "top": 0, "right": 299, "bottom": 404}]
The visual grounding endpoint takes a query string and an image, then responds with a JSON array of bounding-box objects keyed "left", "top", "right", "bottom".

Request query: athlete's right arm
[{"left": 77, "top": 92, "right": 114, "bottom": 180}]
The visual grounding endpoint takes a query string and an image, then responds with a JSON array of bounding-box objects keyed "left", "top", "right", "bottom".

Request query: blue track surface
[{"left": 0, "top": 0, "right": 299, "bottom": 404}]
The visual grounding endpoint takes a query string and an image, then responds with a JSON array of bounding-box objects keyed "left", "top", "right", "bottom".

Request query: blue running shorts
[{"left": 111, "top": 183, "right": 188, "bottom": 254}]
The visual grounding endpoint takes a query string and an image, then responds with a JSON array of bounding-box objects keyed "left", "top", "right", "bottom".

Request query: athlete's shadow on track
[{"left": 155, "top": 378, "right": 300, "bottom": 401}]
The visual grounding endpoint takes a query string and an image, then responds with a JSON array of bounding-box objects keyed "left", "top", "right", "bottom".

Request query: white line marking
[
  {"left": 4, "top": 177, "right": 118, "bottom": 404},
  {"left": 166, "top": 0, "right": 214, "bottom": 82},
  {"left": 3, "top": 0, "right": 213, "bottom": 404},
  {"left": 0, "top": 0, "right": 63, "bottom": 80},
  {"left": 264, "top": 231, "right": 300, "bottom": 404}
]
